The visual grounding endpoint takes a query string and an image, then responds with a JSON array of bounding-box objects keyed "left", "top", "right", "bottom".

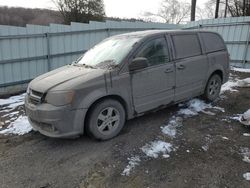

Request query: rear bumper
[{"left": 25, "top": 96, "right": 88, "bottom": 138}]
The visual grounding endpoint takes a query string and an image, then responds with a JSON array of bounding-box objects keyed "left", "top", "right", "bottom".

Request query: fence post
[
  {"left": 243, "top": 23, "right": 250, "bottom": 68},
  {"left": 107, "top": 28, "right": 111, "bottom": 37},
  {"left": 46, "top": 33, "right": 51, "bottom": 71}
]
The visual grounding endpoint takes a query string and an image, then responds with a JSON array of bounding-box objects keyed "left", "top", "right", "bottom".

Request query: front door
[{"left": 130, "top": 36, "right": 175, "bottom": 113}]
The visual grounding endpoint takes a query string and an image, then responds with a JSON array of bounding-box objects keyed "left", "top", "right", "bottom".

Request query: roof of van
[{"left": 114, "top": 29, "right": 218, "bottom": 38}]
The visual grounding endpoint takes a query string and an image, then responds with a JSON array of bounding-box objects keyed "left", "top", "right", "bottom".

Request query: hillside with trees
[
  {"left": 0, "top": 6, "right": 144, "bottom": 27},
  {"left": 0, "top": 6, "right": 64, "bottom": 26}
]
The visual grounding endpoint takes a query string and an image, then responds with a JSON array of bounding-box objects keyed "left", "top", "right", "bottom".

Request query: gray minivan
[{"left": 25, "top": 30, "right": 229, "bottom": 140}]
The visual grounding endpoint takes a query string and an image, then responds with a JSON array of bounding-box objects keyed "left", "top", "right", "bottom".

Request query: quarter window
[
  {"left": 201, "top": 32, "right": 226, "bottom": 53},
  {"left": 172, "top": 34, "right": 201, "bottom": 59},
  {"left": 135, "top": 37, "right": 170, "bottom": 66}
]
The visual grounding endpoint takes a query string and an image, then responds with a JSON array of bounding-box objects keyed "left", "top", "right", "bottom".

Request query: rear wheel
[
  {"left": 86, "top": 99, "right": 125, "bottom": 140},
  {"left": 203, "top": 74, "right": 222, "bottom": 101}
]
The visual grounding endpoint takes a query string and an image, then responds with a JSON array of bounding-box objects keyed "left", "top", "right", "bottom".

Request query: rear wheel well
[
  {"left": 203, "top": 70, "right": 223, "bottom": 101},
  {"left": 211, "top": 70, "right": 223, "bottom": 82},
  {"left": 84, "top": 95, "right": 128, "bottom": 133}
]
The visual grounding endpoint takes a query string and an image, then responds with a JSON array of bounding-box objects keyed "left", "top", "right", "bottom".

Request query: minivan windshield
[{"left": 77, "top": 36, "right": 141, "bottom": 68}]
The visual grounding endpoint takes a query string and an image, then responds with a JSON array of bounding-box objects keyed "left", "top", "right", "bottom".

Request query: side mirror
[{"left": 129, "top": 57, "right": 148, "bottom": 71}]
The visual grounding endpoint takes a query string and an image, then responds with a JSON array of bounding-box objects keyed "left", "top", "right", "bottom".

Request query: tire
[
  {"left": 86, "top": 99, "right": 126, "bottom": 140},
  {"left": 203, "top": 74, "right": 222, "bottom": 102}
]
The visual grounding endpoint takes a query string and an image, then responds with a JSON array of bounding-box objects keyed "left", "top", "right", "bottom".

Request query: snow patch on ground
[
  {"left": 121, "top": 140, "right": 175, "bottom": 176},
  {"left": 243, "top": 172, "right": 250, "bottom": 181},
  {"left": 141, "top": 140, "right": 174, "bottom": 159},
  {"left": 178, "top": 99, "right": 211, "bottom": 116},
  {"left": 221, "top": 79, "right": 239, "bottom": 94},
  {"left": 0, "top": 116, "right": 32, "bottom": 135},
  {"left": 229, "top": 115, "right": 241, "bottom": 121},
  {"left": 212, "top": 106, "right": 225, "bottom": 112},
  {"left": 243, "top": 156, "right": 250, "bottom": 163},
  {"left": 240, "top": 109, "right": 250, "bottom": 126},
  {"left": 121, "top": 156, "right": 141, "bottom": 176},
  {"left": 237, "top": 78, "right": 250, "bottom": 88},
  {"left": 202, "top": 135, "right": 213, "bottom": 151},
  {"left": 221, "top": 74, "right": 250, "bottom": 94},
  {"left": 161, "top": 117, "right": 183, "bottom": 138},
  {"left": 202, "top": 145, "right": 209, "bottom": 151},
  {"left": 0, "top": 93, "right": 25, "bottom": 106},
  {"left": 221, "top": 118, "right": 231, "bottom": 123},
  {"left": 231, "top": 67, "right": 250, "bottom": 73},
  {"left": 0, "top": 93, "right": 32, "bottom": 135},
  {"left": 240, "top": 147, "right": 250, "bottom": 164},
  {"left": 178, "top": 99, "right": 224, "bottom": 117},
  {"left": 243, "top": 133, "right": 250, "bottom": 137},
  {"left": 0, "top": 93, "right": 25, "bottom": 112}
]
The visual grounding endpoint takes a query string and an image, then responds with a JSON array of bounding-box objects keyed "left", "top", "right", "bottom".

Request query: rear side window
[
  {"left": 201, "top": 32, "right": 226, "bottom": 53},
  {"left": 172, "top": 34, "right": 201, "bottom": 59}
]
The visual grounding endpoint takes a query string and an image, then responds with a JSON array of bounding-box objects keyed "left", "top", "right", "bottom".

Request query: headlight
[{"left": 45, "top": 90, "right": 75, "bottom": 106}]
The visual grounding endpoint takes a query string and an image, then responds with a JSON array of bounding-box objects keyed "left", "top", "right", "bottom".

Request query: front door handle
[
  {"left": 177, "top": 64, "right": 185, "bottom": 70},
  {"left": 164, "top": 68, "right": 174, "bottom": 73}
]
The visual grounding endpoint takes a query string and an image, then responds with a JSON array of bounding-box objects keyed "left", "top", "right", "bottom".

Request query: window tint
[
  {"left": 135, "top": 37, "right": 169, "bottom": 66},
  {"left": 172, "top": 34, "right": 201, "bottom": 59},
  {"left": 201, "top": 32, "right": 226, "bottom": 53}
]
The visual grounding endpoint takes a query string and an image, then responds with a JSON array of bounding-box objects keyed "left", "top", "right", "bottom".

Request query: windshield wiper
[
  {"left": 72, "top": 63, "right": 95, "bottom": 69},
  {"left": 81, "top": 64, "right": 95, "bottom": 69},
  {"left": 71, "top": 61, "right": 77, "bottom": 65},
  {"left": 95, "top": 59, "right": 118, "bottom": 69}
]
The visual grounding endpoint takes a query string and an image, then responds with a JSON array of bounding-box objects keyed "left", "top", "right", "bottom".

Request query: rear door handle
[
  {"left": 177, "top": 64, "right": 185, "bottom": 70},
  {"left": 164, "top": 68, "right": 174, "bottom": 73}
]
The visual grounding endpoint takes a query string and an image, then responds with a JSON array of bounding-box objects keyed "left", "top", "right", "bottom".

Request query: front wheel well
[{"left": 83, "top": 95, "right": 128, "bottom": 133}]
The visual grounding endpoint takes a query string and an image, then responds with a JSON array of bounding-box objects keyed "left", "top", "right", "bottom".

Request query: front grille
[
  {"left": 28, "top": 89, "right": 44, "bottom": 105},
  {"left": 31, "top": 90, "right": 43, "bottom": 98},
  {"left": 29, "top": 97, "right": 40, "bottom": 105}
]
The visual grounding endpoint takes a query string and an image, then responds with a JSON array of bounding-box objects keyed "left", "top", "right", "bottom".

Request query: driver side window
[{"left": 135, "top": 37, "right": 170, "bottom": 66}]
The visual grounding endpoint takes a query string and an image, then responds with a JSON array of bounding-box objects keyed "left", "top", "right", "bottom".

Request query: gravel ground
[{"left": 0, "top": 71, "right": 250, "bottom": 188}]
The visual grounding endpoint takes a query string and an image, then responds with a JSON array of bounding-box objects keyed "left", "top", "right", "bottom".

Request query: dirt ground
[{"left": 0, "top": 71, "right": 250, "bottom": 188}]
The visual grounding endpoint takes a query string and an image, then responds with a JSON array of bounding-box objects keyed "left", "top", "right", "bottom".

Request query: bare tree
[
  {"left": 203, "top": 0, "right": 250, "bottom": 18},
  {"left": 227, "top": 0, "right": 250, "bottom": 16},
  {"left": 53, "top": 0, "right": 105, "bottom": 24},
  {"left": 224, "top": 0, "right": 228, "bottom": 17},
  {"left": 203, "top": 0, "right": 225, "bottom": 18},
  {"left": 191, "top": 0, "right": 197, "bottom": 21},
  {"left": 142, "top": 0, "right": 191, "bottom": 24},
  {"left": 243, "top": 0, "right": 246, "bottom": 15},
  {"left": 215, "top": 0, "right": 220, "bottom": 18}
]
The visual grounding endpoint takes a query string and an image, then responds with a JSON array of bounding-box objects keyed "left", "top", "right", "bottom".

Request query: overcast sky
[{"left": 0, "top": 0, "right": 208, "bottom": 19}]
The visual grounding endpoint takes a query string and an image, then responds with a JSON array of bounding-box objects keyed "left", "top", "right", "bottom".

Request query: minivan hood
[{"left": 29, "top": 65, "right": 105, "bottom": 92}]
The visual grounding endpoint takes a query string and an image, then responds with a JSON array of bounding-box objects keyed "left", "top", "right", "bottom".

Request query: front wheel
[
  {"left": 203, "top": 74, "right": 222, "bottom": 101},
  {"left": 86, "top": 99, "right": 126, "bottom": 140}
]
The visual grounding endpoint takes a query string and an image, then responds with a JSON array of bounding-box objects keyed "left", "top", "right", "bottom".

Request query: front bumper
[{"left": 25, "top": 96, "right": 87, "bottom": 138}]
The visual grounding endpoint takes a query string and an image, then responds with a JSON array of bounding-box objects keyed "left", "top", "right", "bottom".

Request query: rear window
[
  {"left": 201, "top": 32, "right": 226, "bottom": 53},
  {"left": 172, "top": 34, "right": 201, "bottom": 59}
]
